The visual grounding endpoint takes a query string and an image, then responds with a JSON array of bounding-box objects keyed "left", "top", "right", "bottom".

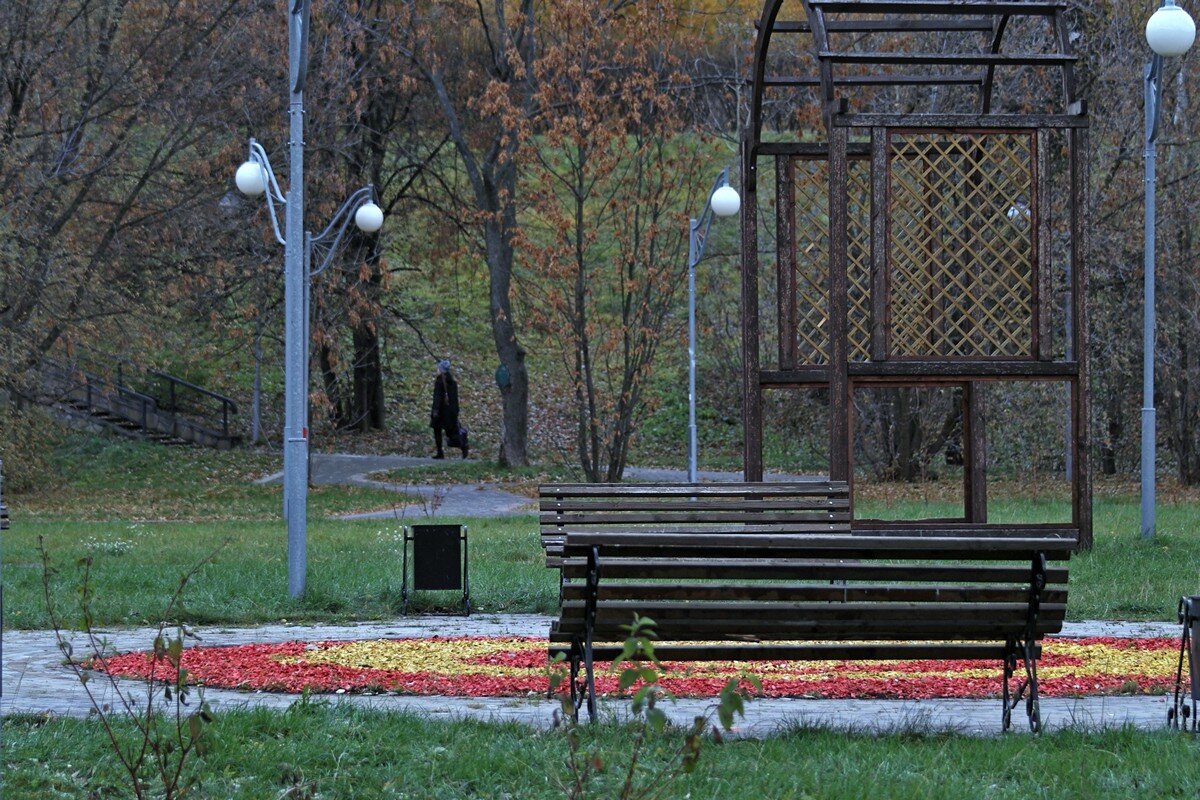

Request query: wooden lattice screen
[
  {"left": 743, "top": 0, "right": 1091, "bottom": 548},
  {"left": 787, "top": 158, "right": 872, "bottom": 365},
  {"left": 887, "top": 131, "right": 1035, "bottom": 359}
]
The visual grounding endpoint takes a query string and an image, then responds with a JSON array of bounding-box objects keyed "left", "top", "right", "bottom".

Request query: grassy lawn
[
  {"left": 5, "top": 435, "right": 1200, "bottom": 627},
  {"left": 15, "top": 436, "right": 411, "bottom": 522},
  {"left": 6, "top": 515, "right": 553, "bottom": 628},
  {"left": 4, "top": 708, "right": 1199, "bottom": 799}
]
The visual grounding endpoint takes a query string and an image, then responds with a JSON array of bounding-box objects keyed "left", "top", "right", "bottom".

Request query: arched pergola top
[{"left": 749, "top": 0, "right": 1081, "bottom": 143}]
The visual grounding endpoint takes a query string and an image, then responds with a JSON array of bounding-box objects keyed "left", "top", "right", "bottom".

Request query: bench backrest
[
  {"left": 555, "top": 530, "right": 1072, "bottom": 646},
  {"left": 540, "top": 481, "right": 851, "bottom": 566}
]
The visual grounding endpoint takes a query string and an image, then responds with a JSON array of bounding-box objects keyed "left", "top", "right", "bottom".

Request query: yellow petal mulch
[{"left": 93, "top": 635, "right": 1182, "bottom": 699}]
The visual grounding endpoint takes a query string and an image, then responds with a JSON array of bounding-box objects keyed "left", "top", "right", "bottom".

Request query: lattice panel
[
  {"left": 791, "top": 159, "right": 872, "bottom": 365},
  {"left": 887, "top": 131, "right": 1035, "bottom": 358},
  {"left": 847, "top": 161, "right": 872, "bottom": 362},
  {"left": 794, "top": 161, "right": 830, "bottom": 365}
]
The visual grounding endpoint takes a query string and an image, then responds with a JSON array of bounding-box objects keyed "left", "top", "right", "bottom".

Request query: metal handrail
[
  {"left": 45, "top": 351, "right": 239, "bottom": 440},
  {"left": 54, "top": 345, "right": 239, "bottom": 437},
  {"left": 147, "top": 370, "right": 238, "bottom": 435}
]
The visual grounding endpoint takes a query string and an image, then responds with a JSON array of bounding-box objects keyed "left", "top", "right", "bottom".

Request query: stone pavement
[{"left": 2, "top": 614, "right": 1186, "bottom": 738}]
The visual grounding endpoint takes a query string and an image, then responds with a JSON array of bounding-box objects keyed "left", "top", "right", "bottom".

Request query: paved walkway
[
  {"left": 257, "top": 453, "right": 535, "bottom": 518},
  {"left": 2, "top": 615, "right": 1185, "bottom": 737},
  {"left": 257, "top": 454, "right": 814, "bottom": 520}
]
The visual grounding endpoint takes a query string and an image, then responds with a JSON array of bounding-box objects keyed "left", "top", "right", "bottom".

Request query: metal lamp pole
[
  {"left": 687, "top": 169, "right": 740, "bottom": 483},
  {"left": 1142, "top": 0, "right": 1196, "bottom": 540},
  {"left": 234, "top": 0, "right": 383, "bottom": 597}
]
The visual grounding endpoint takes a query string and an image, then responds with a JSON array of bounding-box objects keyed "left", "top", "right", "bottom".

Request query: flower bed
[{"left": 90, "top": 636, "right": 1179, "bottom": 700}]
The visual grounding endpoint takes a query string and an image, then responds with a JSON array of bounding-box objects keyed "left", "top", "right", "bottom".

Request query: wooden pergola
[{"left": 740, "top": 0, "right": 1091, "bottom": 547}]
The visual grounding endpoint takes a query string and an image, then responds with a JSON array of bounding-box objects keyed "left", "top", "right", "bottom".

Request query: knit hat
[{"left": 437, "top": 359, "right": 451, "bottom": 373}]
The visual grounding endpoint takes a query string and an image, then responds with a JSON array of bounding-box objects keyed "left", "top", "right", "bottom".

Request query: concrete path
[
  {"left": 2, "top": 615, "right": 1187, "bottom": 737},
  {"left": 256, "top": 454, "right": 816, "bottom": 521},
  {"left": 257, "top": 453, "right": 535, "bottom": 518}
]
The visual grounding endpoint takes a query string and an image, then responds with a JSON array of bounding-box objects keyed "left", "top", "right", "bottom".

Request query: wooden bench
[{"left": 540, "top": 482, "right": 1073, "bottom": 731}]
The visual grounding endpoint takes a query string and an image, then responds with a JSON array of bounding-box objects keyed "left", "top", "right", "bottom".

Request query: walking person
[{"left": 430, "top": 359, "right": 468, "bottom": 458}]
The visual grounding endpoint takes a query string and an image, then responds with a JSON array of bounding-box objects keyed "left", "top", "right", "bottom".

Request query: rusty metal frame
[{"left": 743, "top": 0, "right": 1091, "bottom": 549}]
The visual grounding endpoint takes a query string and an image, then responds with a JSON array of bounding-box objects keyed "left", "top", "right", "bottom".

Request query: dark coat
[{"left": 430, "top": 372, "right": 459, "bottom": 429}]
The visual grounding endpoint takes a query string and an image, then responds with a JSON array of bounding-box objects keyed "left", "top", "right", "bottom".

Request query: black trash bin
[{"left": 401, "top": 524, "right": 470, "bottom": 616}]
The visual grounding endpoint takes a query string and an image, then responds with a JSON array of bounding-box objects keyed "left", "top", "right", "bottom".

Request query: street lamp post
[
  {"left": 687, "top": 170, "right": 741, "bottom": 484},
  {"left": 1142, "top": 0, "right": 1195, "bottom": 540},
  {"left": 235, "top": 0, "right": 384, "bottom": 597}
]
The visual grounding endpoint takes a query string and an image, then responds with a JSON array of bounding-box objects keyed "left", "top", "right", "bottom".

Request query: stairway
[{"left": 37, "top": 353, "right": 242, "bottom": 450}]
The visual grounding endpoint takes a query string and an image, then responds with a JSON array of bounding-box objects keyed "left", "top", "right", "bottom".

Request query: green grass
[
  {"left": 7, "top": 434, "right": 1200, "bottom": 628},
  {"left": 6, "top": 515, "right": 553, "bottom": 628},
  {"left": 4, "top": 708, "right": 1199, "bottom": 799},
  {"left": 16, "top": 435, "right": 411, "bottom": 521},
  {"left": 8, "top": 491, "right": 1199, "bottom": 627}
]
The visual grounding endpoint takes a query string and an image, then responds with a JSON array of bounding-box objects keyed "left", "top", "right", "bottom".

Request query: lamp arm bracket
[
  {"left": 690, "top": 167, "right": 730, "bottom": 267},
  {"left": 309, "top": 185, "right": 377, "bottom": 278},
  {"left": 1147, "top": 55, "right": 1166, "bottom": 147},
  {"left": 249, "top": 139, "right": 288, "bottom": 246}
]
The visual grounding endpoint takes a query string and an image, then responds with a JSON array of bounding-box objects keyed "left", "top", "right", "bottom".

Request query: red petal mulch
[{"left": 87, "top": 635, "right": 1180, "bottom": 701}]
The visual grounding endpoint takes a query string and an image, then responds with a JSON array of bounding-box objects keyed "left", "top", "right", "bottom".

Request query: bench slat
[
  {"left": 546, "top": 520, "right": 849, "bottom": 532},
  {"left": 562, "top": 539, "right": 1074, "bottom": 562},
  {"left": 561, "top": 582, "right": 1067, "bottom": 604},
  {"left": 543, "top": 499, "right": 851, "bottom": 512},
  {"left": 559, "top": 558, "right": 1069, "bottom": 584},
  {"left": 548, "top": 642, "right": 1031, "bottom": 662},
  {"left": 554, "top": 620, "right": 1065, "bottom": 639},
  {"left": 541, "top": 482, "right": 848, "bottom": 498},
  {"left": 565, "top": 599, "right": 1066, "bottom": 618}
]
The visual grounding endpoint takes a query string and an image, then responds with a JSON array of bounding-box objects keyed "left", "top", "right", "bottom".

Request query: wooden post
[
  {"left": 742, "top": 138, "right": 764, "bottom": 481},
  {"left": 1036, "top": 128, "right": 1053, "bottom": 360},
  {"left": 1071, "top": 126, "right": 1092, "bottom": 549},
  {"left": 870, "top": 127, "right": 889, "bottom": 361},
  {"left": 963, "top": 382, "right": 988, "bottom": 523},
  {"left": 777, "top": 155, "right": 798, "bottom": 369},
  {"left": 829, "top": 125, "right": 850, "bottom": 482}
]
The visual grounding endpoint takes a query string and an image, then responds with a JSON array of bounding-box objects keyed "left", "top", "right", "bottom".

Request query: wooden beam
[
  {"left": 756, "top": 141, "right": 870, "bottom": 157},
  {"left": 818, "top": 51, "right": 1074, "bottom": 67},
  {"left": 1071, "top": 127, "right": 1092, "bottom": 550},
  {"left": 834, "top": 112, "right": 1088, "bottom": 129},
  {"left": 761, "top": 18, "right": 998, "bottom": 33},
  {"left": 742, "top": 138, "right": 764, "bottom": 482},
  {"left": 829, "top": 127, "right": 851, "bottom": 482},
  {"left": 871, "top": 128, "right": 889, "bottom": 362},
  {"left": 760, "top": 368, "right": 831, "bottom": 385},
  {"left": 963, "top": 382, "right": 988, "bottom": 523},
  {"left": 848, "top": 361, "right": 1078, "bottom": 378},
  {"left": 777, "top": 155, "right": 798, "bottom": 369},
  {"left": 808, "top": 1, "right": 1065, "bottom": 15},
  {"left": 762, "top": 74, "right": 984, "bottom": 87},
  {"left": 1036, "top": 128, "right": 1054, "bottom": 360}
]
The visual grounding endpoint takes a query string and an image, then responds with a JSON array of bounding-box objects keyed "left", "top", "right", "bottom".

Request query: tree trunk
[{"left": 485, "top": 215, "right": 529, "bottom": 467}]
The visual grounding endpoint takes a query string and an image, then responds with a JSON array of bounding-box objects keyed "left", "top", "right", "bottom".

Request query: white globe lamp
[
  {"left": 710, "top": 184, "right": 741, "bottom": 218},
  {"left": 235, "top": 161, "right": 266, "bottom": 197},
  {"left": 354, "top": 202, "right": 384, "bottom": 233},
  {"left": 1147, "top": 0, "right": 1196, "bottom": 57}
]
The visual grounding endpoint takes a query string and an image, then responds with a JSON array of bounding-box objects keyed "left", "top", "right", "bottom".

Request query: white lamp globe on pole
[
  {"left": 235, "top": 161, "right": 266, "bottom": 197},
  {"left": 1147, "top": 0, "right": 1196, "bottom": 56},
  {"left": 355, "top": 202, "right": 384, "bottom": 233},
  {"left": 710, "top": 185, "right": 741, "bottom": 218},
  {"left": 1140, "top": 0, "right": 1195, "bottom": 541}
]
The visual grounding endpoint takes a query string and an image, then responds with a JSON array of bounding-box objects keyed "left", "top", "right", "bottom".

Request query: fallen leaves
[{"left": 90, "top": 635, "right": 1179, "bottom": 700}]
